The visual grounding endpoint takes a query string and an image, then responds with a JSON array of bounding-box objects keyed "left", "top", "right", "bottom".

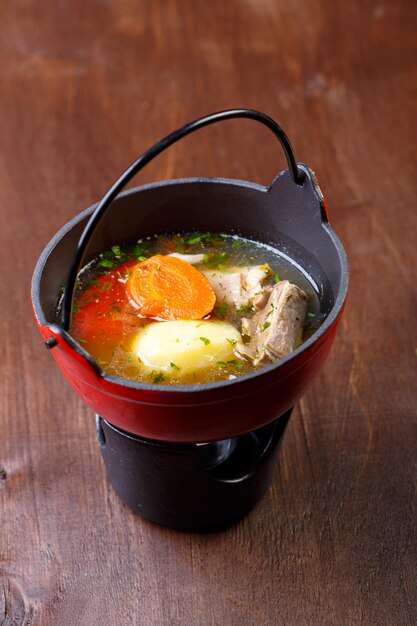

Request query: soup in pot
[{"left": 62, "top": 232, "right": 323, "bottom": 384}]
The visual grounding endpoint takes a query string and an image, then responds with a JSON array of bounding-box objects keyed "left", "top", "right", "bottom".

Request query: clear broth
[{"left": 65, "top": 232, "right": 324, "bottom": 384}]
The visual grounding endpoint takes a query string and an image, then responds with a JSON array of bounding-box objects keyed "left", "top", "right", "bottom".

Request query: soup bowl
[{"left": 31, "top": 110, "right": 348, "bottom": 527}]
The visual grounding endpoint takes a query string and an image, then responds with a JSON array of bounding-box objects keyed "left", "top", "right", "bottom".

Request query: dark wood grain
[{"left": 1, "top": 1, "right": 416, "bottom": 624}]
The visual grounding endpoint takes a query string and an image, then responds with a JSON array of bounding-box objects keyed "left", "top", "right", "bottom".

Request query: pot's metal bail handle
[{"left": 60, "top": 108, "right": 304, "bottom": 332}]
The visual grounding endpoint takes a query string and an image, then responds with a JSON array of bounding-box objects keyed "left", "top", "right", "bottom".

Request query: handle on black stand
[{"left": 61, "top": 108, "right": 304, "bottom": 331}]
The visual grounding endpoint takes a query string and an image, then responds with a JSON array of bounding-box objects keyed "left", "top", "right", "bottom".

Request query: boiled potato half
[{"left": 132, "top": 320, "right": 241, "bottom": 379}]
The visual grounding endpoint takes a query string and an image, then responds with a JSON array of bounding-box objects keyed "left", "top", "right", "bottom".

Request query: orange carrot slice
[{"left": 127, "top": 254, "right": 216, "bottom": 320}]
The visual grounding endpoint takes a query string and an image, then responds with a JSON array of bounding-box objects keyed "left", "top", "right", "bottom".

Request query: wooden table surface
[{"left": 1, "top": 1, "right": 416, "bottom": 624}]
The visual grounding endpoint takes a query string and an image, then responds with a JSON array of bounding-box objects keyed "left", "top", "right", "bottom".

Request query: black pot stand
[{"left": 96, "top": 408, "right": 293, "bottom": 530}]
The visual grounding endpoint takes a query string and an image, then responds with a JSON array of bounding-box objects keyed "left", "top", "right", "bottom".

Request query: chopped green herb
[
  {"left": 133, "top": 245, "right": 143, "bottom": 258},
  {"left": 98, "top": 258, "right": 114, "bottom": 269},
  {"left": 174, "top": 237, "right": 186, "bottom": 253},
  {"left": 170, "top": 362, "right": 180, "bottom": 370},
  {"left": 186, "top": 233, "right": 211, "bottom": 246},
  {"left": 152, "top": 372, "right": 165, "bottom": 383},
  {"left": 111, "top": 305, "right": 121, "bottom": 313},
  {"left": 237, "top": 303, "right": 253, "bottom": 314},
  {"left": 78, "top": 339, "right": 87, "bottom": 345},
  {"left": 207, "top": 252, "right": 229, "bottom": 270},
  {"left": 214, "top": 302, "right": 229, "bottom": 319},
  {"left": 232, "top": 238, "right": 245, "bottom": 249},
  {"left": 199, "top": 337, "right": 210, "bottom": 345},
  {"left": 274, "top": 272, "right": 280, "bottom": 283},
  {"left": 133, "top": 244, "right": 150, "bottom": 260},
  {"left": 72, "top": 304, "right": 79, "bottom": 313},
  {"left": 226, "top": 338, "right": 237, "bottom": 346},
  {"left": 307, "top": 312, "right": 316, "bottom": 318},
  {"left": 111, "top": 245, "right": 122, "bottom": 257},
  {"left": 217, "top": 359, "right": 243, "bottom": 370},
  {"left": 260, "top": 321, "right": 271, "bottom": 333},
  {"left": 227, "top": 359, "right": 243, "bottom": 370}
]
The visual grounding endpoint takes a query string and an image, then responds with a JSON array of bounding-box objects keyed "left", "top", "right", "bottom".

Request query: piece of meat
[
  {"left": 168, "top": 252, "right": 206, "bottom": 265},
  {"left": 202, "top": 264, "right": 270, "bottom": 307},
  {"left": 253, "top": 285, "right": 272, "bottom": 310},
  {"left": 202, "top": 270, "right": 242, "bottom": 305},
  {"left": 240, "top": 265, "right": 271, "bottom": 304},
  {"left": 236, "top": 280, "right": 308, "bottom": 365}
]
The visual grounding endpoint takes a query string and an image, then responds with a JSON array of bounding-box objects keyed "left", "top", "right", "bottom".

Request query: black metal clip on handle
[{"left": 61, "top": 108, "right": 305, "bottom": 331}]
